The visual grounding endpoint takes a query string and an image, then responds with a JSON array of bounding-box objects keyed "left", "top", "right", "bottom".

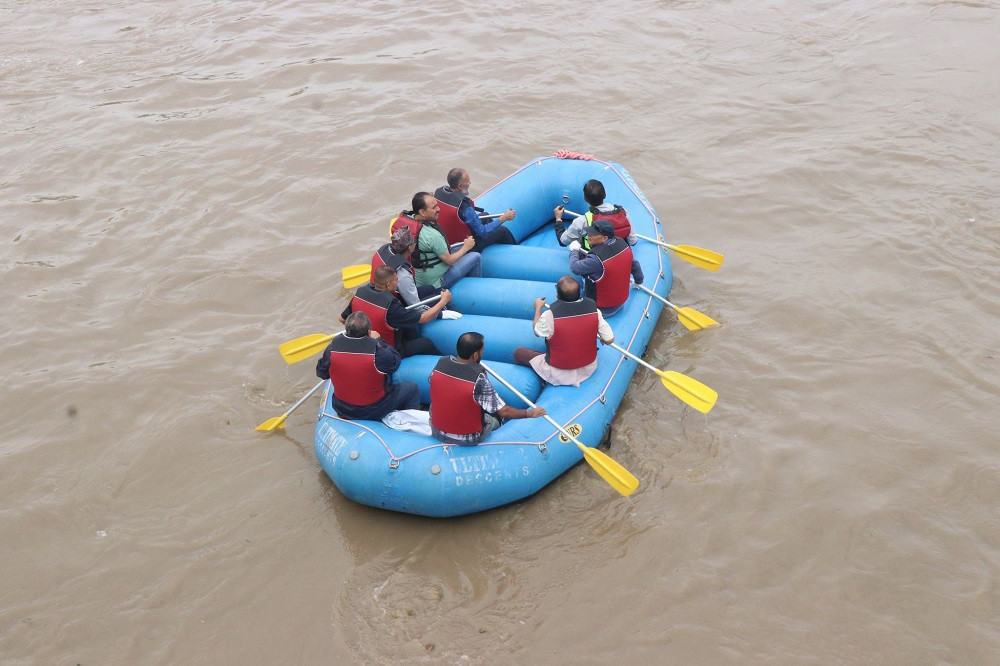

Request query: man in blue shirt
[{"left": 434, "top": 168, "right": 517, "bottom": 252}]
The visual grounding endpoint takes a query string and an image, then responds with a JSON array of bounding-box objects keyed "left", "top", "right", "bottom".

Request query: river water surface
[{"left": 2, "top": 1, "right": 999, "bottom": 663}]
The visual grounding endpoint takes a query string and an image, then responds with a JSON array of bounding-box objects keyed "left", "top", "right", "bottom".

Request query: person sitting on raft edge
[
  {"left": 315, "top": 311, "right": 421, "bottom": 421},
  {"left": 429, "top": 332, "right": 546, "bottom": 446},
  {"left": 435, "top": 168, "right": 516, "bottom": 252}
]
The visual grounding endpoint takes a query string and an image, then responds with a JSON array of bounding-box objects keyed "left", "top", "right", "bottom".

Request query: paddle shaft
[
  {"left": 480, "top": 361, "right": 579, "bottom": 447},
  {"left": 633, "top": 232, "right": 672, "bottom": 249},
  {"left": 607, "top": 343, "right": 660, "bottom": 375},
  {"left": 632, "top": 282, "right": 673, "bottom": 308},
  {"left": 257, "top": 380, "right": 325, "bottom": 430},
  {"left": 405, "top": 293, "right": 441, "bottom": 309},
  {"left": 283, "top": 381, "right": 325, "bottom": 418}
]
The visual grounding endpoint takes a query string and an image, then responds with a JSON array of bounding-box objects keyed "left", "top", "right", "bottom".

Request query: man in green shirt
[{"left": 410, "top": 192, "right": 482, "bottom": 289}]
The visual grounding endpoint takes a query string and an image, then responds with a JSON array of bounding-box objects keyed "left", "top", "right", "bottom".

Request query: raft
[{"left": 314, "top": 156, "right": 673, "bottom": 517}]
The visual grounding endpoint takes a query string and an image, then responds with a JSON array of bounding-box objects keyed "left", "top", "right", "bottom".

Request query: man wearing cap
[
  {"left": 315, "top": 311, "right": 421, "bottom": 421},
  {"left": 410, "top": 192, "right": 482, "bottom": 290},
  {"left": 341, "top": 265, "right": 450, "bottom": 358},
  {"left": 513, "top": 275, "right": 615, "bottom": 386},
  {"left": 568, "top": 218, "right": 643, "bottom": 316},
  {"left": 371, "top": 227, "right": 440, "bottom": 313},
  {"left": 435, "top": 168, "right": 517, "bottom": 252},
  {"left": 553, "top": 179, "right": 638, "bottom": 248}
]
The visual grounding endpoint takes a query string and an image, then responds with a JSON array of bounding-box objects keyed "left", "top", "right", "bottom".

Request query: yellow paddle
[
  {"left": 278, "top": 294, "right": 443, "bottom": 364},
  {"left": 481, "top": 361, "right": 640, "bottom": 497},
  {"left": 633, "top": 233, "right": 724, "bottom": 272},
  {"left": 607, "top": 343, "right": 718, "bottom": 414},
  {"left": 255, "top": 381, "right": 325, "bottom": 432},
  {"left": 341, "top": 264, "right": 371, "bottom": 290},
  {"left": 560, "top": 208, "right": 724, "bottom": 271},
  {"left": 632, "top": 283, "right": 719, "bottom": 331}
]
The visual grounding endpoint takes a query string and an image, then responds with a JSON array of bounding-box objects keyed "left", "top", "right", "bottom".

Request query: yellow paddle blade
[
  {"left": 343, "top": 273, "right": 369, "bottom": 290},
  {"left": 255, "top": 415, "right": 287, "bottom": 432},
  {"left": 340, "top": 264, "right": 371, "bottom": 289},
  {"left": 674, "top": 306, "right": 719, "bottom": 331},
  {"left": 278, "top": 333, "right": 335, "bottom": 364},
  {"left": 575, "top": 443, "right": 640, "bottom": 497},
  {"left": 657, "top": 370, "right": 718, "bottom": 414},
  {"left": 666, "top": 244, "right": 724, "bottom": 272}
]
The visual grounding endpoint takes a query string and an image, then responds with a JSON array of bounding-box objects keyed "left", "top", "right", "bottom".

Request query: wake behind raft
[{"left": 303, "top": 155, "right": 721, "bottom": 517}]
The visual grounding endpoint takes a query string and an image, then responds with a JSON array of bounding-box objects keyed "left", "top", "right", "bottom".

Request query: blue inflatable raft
[{"left": 314, "top": 156, "right": 673, "bottom": 517}]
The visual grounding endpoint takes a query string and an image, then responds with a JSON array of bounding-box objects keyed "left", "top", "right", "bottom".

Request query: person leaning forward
[
  {"left": 429, "top": 332, "right": 546, "bottom": 445},
  {"left": 513, "top": 275, "right": 615, "bottom": 386},
  {"left": 340, "top": 265, "right": 450, "bottom": 358},
  {"left": 410, "top": 192, "right": 482, "bottom": 290},
  {"left": 434, "top": 168, "right": 516, "bottom": 252},
  {"left": 315, "top": 312, "right": 420, "bottom": 421},
  {"left": 568, "top": 218, "right": 644, "bottom": 317}
]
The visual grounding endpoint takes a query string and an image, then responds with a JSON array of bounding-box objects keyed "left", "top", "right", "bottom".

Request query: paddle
[
  {"left": 607, "top": 343, "right": 717, "bottom": 414},
  {"left": 341, "top": 264, "right": 372, "bottom": 290},
  {"left": 278, "top": 294, "right": 443, "bottom": 364},
  {"left": 632, "top": 233, "right": 724, "bottom": 272},
  {"left": 631, "top": 283, "right": 719, "bottom": 331},
  {"left": 480, "top": 361, "right": 640, "bottom": 497},
  {"left": 256, "top": 381, "right": 325, "bottom": 432},
  {"left": 559, "top": 208, "right": 724, "bottom": 271}
]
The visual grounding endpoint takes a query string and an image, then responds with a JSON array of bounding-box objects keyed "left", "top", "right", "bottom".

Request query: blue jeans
[{"left": 441, "top": 252, "right": 482, "bottom": 289}]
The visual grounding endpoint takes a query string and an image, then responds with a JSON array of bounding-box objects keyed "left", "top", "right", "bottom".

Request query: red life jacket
[
  {"left": 433, "top": 186, "right": 474, "bottom": 245},
  {"left": 369, "top": 243, "right": 415, "bottom": 285},
  {"left": 327, "top": 335, "right": 387, "bottom": 407},
  {"left": 430, "top": 356, "right": 486, "bottom": 436},
  {"left": 350, "top": 284, "right": 399, "bottom": 347},
  {"left": 545, "top": 298, "right": 599, "bottom": 369},
  {"left": 390, "top": 212, "right": 444, "bottom": 270},
  {"left": 588, "top": 238, "right": 633, "bottom": 309},
  {"left": 591, "top": 205, "right": 632, "bottom": 240}
]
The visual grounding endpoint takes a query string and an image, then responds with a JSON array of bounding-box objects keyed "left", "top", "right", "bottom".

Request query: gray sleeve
[
  {"left": 396, "top": 267, "right": 429, "bottom": 312},
  {"left": 559, "top": 217, "right": 587, "bottom": 246}
]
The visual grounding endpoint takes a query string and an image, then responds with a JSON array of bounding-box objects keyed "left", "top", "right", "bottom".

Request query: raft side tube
[
  {"left": 450, "top": 278, "right": 559, "bottom": 320},
  {"left": 481, "top": 245, "right": 574, "bottom": 282},
  {"left": 421, "top": 314, "right": 545, "bottom": 365}
]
